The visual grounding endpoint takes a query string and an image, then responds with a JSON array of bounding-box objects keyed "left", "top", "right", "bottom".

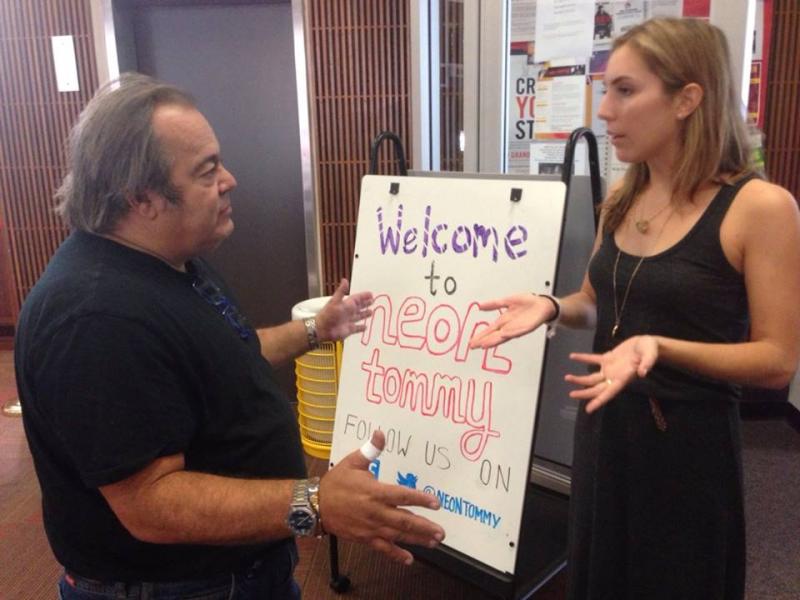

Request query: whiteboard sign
[{"left": 331, "top": 176, "right": 566, "bottom": 573}]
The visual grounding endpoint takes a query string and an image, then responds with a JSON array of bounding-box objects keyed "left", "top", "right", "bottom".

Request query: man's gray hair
[{"left": 55, "top": 73, "right": 196, "bottom": 233}]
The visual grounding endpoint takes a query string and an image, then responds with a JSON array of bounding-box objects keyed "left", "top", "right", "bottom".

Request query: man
[{"left": 14, "top": 74, "right": 444, "bottom": 599}]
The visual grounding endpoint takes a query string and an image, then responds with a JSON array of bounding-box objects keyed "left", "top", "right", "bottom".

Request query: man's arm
[
  {"left": 100, "top": 453, "right": 294, "bottom": 545},
  {"left": 257, "top": 279, "right": 373, "bottom": 366},
  {"left": 256, "top": 319, "right": 314, "bottom": 368},
  {"left": 100, "top": 431, "right": 444, "bottom": 564}
]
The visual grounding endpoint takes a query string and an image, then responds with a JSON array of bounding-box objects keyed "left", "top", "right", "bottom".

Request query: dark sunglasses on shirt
[{"left": 192, "top": 278, "right": 251, "bottom": 341}]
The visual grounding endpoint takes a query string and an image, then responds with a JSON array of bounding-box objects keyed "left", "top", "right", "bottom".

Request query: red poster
[
  {"left": 747, "top": 0, "right": 773, "bottom": 128},
  {"left": 683, "top": 0, "right": 711, "bottom": 18}
]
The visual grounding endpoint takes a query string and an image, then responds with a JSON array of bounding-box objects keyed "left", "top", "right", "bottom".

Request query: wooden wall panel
[
  {"left": 0, "top": 0, "right": 98, "bottom": 324},
  {"left": 764, "top": 4, "right": 800, "bottom": 200},
  {"left": 305, "top": 0, "right": 412, "bottom": 294}
]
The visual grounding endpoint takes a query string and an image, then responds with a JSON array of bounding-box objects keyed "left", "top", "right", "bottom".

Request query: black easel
[
  {"left": 326, "top": 130, "right": 408, "bottom": 594},
  {"left": 369, "top": 131, "right": 408, "bottom": 177},
  {"left": 561, "top": 127, "right": 603, "bottom": 230}
]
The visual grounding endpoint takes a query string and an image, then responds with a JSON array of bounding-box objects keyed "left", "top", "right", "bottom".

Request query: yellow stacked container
[{"left": 291, "top": 297, "right": 341, "bottom": 459}]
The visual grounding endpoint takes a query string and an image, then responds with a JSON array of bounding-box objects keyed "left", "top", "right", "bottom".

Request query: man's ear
[
  {"left": 675, "top": 82, "right": 703, "bottom": 120},
  {"left": 127, "top": 191, "right": 166, "bottom": 220}
]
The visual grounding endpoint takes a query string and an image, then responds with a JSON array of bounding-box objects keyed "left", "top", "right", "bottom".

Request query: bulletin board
[
  {"left": 507, "top": 0, "right": 738, "bottom": 181},
  {"left": 329, "top": 175, "right": 566, "bottom": 574}
]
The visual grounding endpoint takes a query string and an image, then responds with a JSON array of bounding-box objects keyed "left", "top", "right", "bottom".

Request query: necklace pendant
[
  {"left": 635, "top": 220, "right": 650, "bottom": 234},
  {"left": 612, "top": 323, "right": 619, "bottom": 337}
]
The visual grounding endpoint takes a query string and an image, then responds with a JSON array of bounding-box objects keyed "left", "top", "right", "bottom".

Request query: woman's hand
[
  {"left": 469, "top": 293, "right": 557, "bottom": 349},
  {"left": 566, "top": 335, "right": 659, "bottom": 413}
]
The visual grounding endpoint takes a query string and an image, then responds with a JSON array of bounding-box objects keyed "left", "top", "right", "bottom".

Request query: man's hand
[
  {"left": 315, "top": 279, "right": 373, "bottom": 343},
  {"left": 319, "top": 430, "right": 445, "bottom": 565}
]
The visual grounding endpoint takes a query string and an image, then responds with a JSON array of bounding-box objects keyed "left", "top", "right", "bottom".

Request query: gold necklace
[
  {"left": 634, "top": 199, "right": 671, "bottom": 234},
  {"left": 612, "top": 208, "right": 675, "bottom": 338},
  {"left": 611, "top": 251, "right": 644, "bottom": 338}
]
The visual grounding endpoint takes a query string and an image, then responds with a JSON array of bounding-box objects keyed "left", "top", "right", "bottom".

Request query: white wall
[{"left": 709, "top": 0, "right": 756, "bottom": 117}]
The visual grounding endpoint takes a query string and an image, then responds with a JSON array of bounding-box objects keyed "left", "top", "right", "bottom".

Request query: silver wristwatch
[
  {"left": 303, "top": 318, "right": 320, "bottom": 349},
  {"left": 286, "top": 477, "right": 323, "bottom": 537}
]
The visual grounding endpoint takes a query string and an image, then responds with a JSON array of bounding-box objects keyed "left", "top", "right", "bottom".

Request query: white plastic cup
[{"left": 291, "top": 296, "right": 332, "bottom": 321}]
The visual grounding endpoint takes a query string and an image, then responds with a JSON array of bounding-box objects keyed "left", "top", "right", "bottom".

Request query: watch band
[
  {"left": 303, "top": 318, "right": 320, "bottom": 350},
  {"left": 291, "top": 478, "right": 310, "bottom": 504},
  {"left": 306, "top": 477, "right": 325, "bottom": 536},
  {"left": 287, "top": 477, "right": 324, "bottom": 538}
]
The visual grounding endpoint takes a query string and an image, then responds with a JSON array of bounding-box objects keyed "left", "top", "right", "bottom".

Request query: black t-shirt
[{"left": 14, "top": 231, "right": 306, "bottom": 581}]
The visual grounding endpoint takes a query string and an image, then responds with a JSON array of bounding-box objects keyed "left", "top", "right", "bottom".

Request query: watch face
[{"left": 288, "top": 508, "right": 316, "bottom": 536}]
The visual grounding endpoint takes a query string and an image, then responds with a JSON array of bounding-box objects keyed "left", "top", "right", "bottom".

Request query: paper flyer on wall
[
  {"left": 592, "top": 2, "right": 614, "bottom": 51},
  {"left": 507, "top": 41, "right": 544, "bottom": 173},
  {"left": 534, "top": 0, "right": 594, "bottom": 63},
  {"left": 594, "top": 0, "right": 645, "bottom": 51},
  {"left": 644, "top": 0, "right": 711, "bottom": 19},
  {"left": 589, "top": 76, "right": 607, "bottom": 137},
  {"left": 612, "top": 1, "right": 645, "bottom": 37},
  {"left": 645, "top": 0, "right": 682, "bottom": 18},
  {"left": 530, "top": 140, "right": 588, "bottom": 176},
  {"left": 534, "top": 63, "right": 588, "bottom": 139},
  {"left": 510, "top": 0, "right": 536, "bottom": 43}
]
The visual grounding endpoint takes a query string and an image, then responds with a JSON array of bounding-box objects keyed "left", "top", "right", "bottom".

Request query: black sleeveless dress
[{"left": 567, "top": 177, "right": 753, "bottom": 600}]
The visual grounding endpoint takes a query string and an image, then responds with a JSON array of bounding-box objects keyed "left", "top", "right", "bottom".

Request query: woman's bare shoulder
[
  {"left": 738, "top": 177, "right": 795, "bottom": 204},
  {"left": 733, "top": 177, "right": 797, "bottom": 219}
]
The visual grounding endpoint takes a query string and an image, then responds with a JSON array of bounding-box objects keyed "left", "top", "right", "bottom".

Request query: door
[{"left": 113, "top": 0, "right": 307, "bottom": 390}]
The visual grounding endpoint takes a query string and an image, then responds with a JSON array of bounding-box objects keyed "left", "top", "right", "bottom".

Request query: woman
[{"left": 470, "top": 18, "right": 800, "bottom": 600}]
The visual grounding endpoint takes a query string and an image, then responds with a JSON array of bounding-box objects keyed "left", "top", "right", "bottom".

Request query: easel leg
[{"left": 328, "top": 534, "right": 351, "bottom": 593}]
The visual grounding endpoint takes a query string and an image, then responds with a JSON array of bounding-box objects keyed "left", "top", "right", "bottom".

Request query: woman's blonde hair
[{"left": 603, "top": 18, "right": 753, "bottom": 233}]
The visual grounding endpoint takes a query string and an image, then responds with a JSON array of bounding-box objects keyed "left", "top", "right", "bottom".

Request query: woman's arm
[
  {"left": 469, "top": 209, "right": 605, "bottom": 349},
  {"left": 658, "top": 180, "right": 800, "bottom": 387},
  {"left": 467, "top": 286, "right": 596, "bottom": 349}
]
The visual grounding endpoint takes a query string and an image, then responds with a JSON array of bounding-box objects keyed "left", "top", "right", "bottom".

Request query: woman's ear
[{"left": 675, "top": 82, "right": 703, "bottom": 120}]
